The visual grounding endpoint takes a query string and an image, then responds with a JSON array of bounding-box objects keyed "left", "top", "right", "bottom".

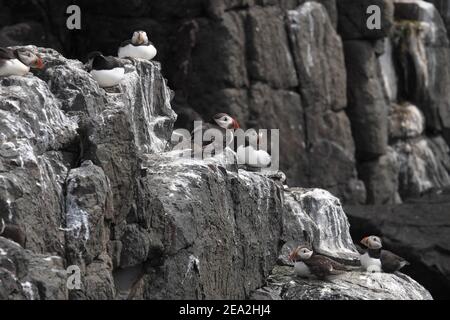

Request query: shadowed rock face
[{"left": 0, "top": 47, "right": 430, "bottom": 300}]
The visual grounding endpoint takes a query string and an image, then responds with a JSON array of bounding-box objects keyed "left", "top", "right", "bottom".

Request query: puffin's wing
[
  {"left": 105, "top": 56, "right": 123, "bottom": 69},
  {"left": 0, "top": 47, "right": 15, "bottom": 66},
  {"left": 91, "top": 55, "right": 122, "bottom": 71},
  {"left": 355, "top": 244, "right": 367, "bottom": 255},
  {"left": 191, "top": 123, "right": 217, "bottom": 149},
  {"left": 306, "top": 255, "right": 335, "bottom": 278},
  {"left": 326, "top": 257, "right": 348, "bottom": 271},
  {"left": 119, "top": 39, "right": 132, "bottom": 48},
  {"left": 381, "top": 250, "right": 409, "bottom": 272}
]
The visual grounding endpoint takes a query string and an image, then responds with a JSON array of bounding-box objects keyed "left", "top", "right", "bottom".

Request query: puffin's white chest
[
  {"left": 293, "top": 261, "right": 312, "bottom": 278},
  {"left": 360, "top": 252, "right": 382, "bottom": 273},
  {"left": 237, "top": 145, "right": 271, "bottom": 168},
  {"left": 0, "top": 59, "right": 30, "bottom": 76},
  {"left": 118, "top": 44, "right": 157, "bottom": 60},
  {"left": 90, "top": 68, "right": 125, "bottom": 88}
]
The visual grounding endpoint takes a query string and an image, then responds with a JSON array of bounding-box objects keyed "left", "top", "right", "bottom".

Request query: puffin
[
  {"left": 288, "top": 246, "right": 348, "bottom": 280},
  {"left": 359, "top": 236, "right": 410, "bottom": 273},
  {"left": 0, "top": 47, "right": 44, "bottom": 76},
  {"left": 236, "top": 129, "right": 271, "bottom": 168},
  {"left": 118, "top": 31, "right": 157, "bottom": 60},
  {"left": 86, "top": 51, "right": 125, "bottom": 88},
  {"left": 191, "top": 113, "right": 240, "bottom": 157}
]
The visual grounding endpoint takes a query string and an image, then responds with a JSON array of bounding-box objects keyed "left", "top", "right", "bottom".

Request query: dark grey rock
[
  {"left": 358, "top": 147, "right": 401, "bottom": 205},
  {"left": 344, "top": 40, "right": 389, "bottom": 160},
  {"left": 392, "top": 1, "right": 450, "bottom": 142},
  {"left": 0, "top": 237, "right": 68, "bottom": 300}
]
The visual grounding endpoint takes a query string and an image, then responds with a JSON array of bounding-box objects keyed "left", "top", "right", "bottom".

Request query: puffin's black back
[
  {"left": 91, "top": 55, "right": 122, "bottom": 71},
  {"left": 0, "top": 47, "right": 16, "bottom": 66}
]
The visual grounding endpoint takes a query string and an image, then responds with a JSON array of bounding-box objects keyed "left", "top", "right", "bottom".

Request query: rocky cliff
[
  {"left": 0, "top": 47, "right": 431, "bottom": 300},
  {"left": 2, "top": 0, "right": 450, "bottom": 206}
]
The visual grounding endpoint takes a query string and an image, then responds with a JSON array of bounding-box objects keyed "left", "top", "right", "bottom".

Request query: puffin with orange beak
[
  {"left": 0, "top": 47, "right": 44, "bottom": 76},
  {"left": 360, "top": 236, "right": 409, "bottom": 273},
  {"left": 191, "top": 113, "right": 240, "bottom": 157},
  {"left": 118, "top": 30, "right": 157, "bottom": 60},
  {"left": 288, "top": 245, "right": 348, "bottom": 280}
]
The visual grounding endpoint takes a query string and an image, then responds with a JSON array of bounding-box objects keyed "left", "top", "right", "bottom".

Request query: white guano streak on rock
[
  {"left": 300, "top": 189, "right": 357, "bottom": 256},
  {"left": 21, "top": 281, "right": 34, "bottom": 300},
  {"left": 182, "top": 254, "right": 200, "bottom": 284},
  {"left": 0, "top": 175, "right": 13, "bottom": 221},
  {"left": 63, "top": 179, "right": 90, "bottom": 241}
]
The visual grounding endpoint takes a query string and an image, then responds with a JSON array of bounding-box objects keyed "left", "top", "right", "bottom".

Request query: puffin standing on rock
[
  {"left": 118, "top": 31, "right": 157, "bottom": 60},
  {"left": 191, "top": 113, "right": 240, "bottom": 156},
  {"left": 0, "top": 47, "right": 44, "bottom": 76},
  {"left": 288, "top": 246, "right": 348, "bottom": 280},
  {"left": 359, "top": 236, "right": 410, "bottom": 273},
  {"left": 86, "top": 51, "right": 125, "bottom": 88}
]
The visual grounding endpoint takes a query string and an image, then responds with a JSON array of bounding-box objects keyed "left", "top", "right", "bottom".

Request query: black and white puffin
[
  {"left": 360, "top": 236, "right": 410, "bottom": 273},
  {"left": 288, "top": 246, "right": 348, "bottom": 280},
  {"left": 86, "top": 51, "right": 125, "bottom": 88},
  {"left": 191, "top": 113, "right": 240, "bottom": 156},
  {"left": 0, "top": 47, "right": 44, "bottom": 77},
  {"left": 118, "top": 31, "right": 157, "bottom": 60},
  {"left": 236, "top": 129, "right": 271, "bottom": 168}
]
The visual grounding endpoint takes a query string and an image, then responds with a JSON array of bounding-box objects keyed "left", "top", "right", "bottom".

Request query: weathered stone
[
  {"left": 392, "top": 1, "right": 450, "bottom": 141},
  {"left": 393, "top": 137, "right": 450, "bottom": 199},
  {"left": 64, "top": 161, "right": 113, "bottom": 267},
  {"left": 358, "top": 147, "right": 401, "bottom": 204},
  {"left": 0, "top": 237, "right": 68, "bottom": 300},
  {"left": 247, "top": 6, "right": 298, "bottom": 89},
  {"left": 287, "top": 2, "right": 347, "bottom": 112},
  {"left": 251, "top": 265, "right": 432, "bottom": 300},
  {"left": 344, "top": 40, "right": 389, "bottom": 160},
  {"left": 389, "top": 103, "right": 425, "bottom": 139}
]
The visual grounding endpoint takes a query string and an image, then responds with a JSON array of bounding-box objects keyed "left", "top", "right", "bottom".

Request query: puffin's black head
[
  {"left": 361, "top": 236, "right": 382, "bottom": 250},
  {"left": 15, "top": 49, "right": 44, "bottom": 69},
  {"left": 213, "top": 113, "right": 240, "bottom": 129},
  {"left": 288, "top": 246, "right": 313, "bottom": 262},
  {"left": 87, "top": 51, "right": 103, "bottom": 60},
  {"left": 131, "top": 31, "right": 149, "bottom": 45},
  {"left": 86, "top": 51, "right": 104, "bottom": 69}
]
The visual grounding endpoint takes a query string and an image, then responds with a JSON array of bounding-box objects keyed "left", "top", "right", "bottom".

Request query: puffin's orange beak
[
  {"left": 288, "top": 247, "right": 299, "bottom": 262},
  {"left": 138, "top": 33, "right": 144, "bottom": 44},
  {"left": 232, "top": 118, "right": 240, "bottom": 129},
  {"left": 34, "top": 57, "right": 44, "bottom": 69},
  {"left": 360, "top": 237, "right": 369, "bottom": 247}
]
